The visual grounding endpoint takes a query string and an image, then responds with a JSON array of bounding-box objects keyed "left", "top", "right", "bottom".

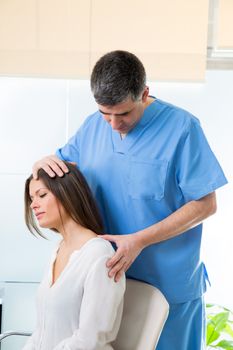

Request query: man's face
[{"left": 98, "top": 90, "right": 148, "bottom": 134}]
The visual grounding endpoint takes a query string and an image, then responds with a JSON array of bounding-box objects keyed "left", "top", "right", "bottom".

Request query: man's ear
[{"left": 142, "top": 86, "right": 149, "bottom": 102}]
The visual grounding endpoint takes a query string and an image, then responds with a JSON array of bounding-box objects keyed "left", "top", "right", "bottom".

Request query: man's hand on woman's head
[{"left": 32, "top": 155, "right": 71, "bottom": 179}]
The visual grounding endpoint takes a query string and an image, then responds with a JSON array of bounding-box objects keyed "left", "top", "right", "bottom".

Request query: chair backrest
[
  {"left": 0, "top": 279, "right": 169, "bottom": 350},
  {"left": 112, "top": 278, "right": 169, "bottom": 350}
]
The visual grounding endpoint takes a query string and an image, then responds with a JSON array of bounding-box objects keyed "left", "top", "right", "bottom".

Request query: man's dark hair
[
  {"left": 91, "top": 50, "right": 146, "bottom": 106},
  {"left": 25, "top": 162, "right": 104, "bottom": 238}
]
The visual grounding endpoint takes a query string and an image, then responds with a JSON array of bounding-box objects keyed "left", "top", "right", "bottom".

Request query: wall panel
[
  {"left": 217, "top": 0, "right": 233, "bottom": 49},
  {"left": 90, "top": 0, "right": 209, "bottom": 81}
]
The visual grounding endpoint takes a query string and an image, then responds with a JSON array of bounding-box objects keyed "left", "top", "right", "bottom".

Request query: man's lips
[{"left": 115, "top": 126, "right": 128, "bottom": 132}]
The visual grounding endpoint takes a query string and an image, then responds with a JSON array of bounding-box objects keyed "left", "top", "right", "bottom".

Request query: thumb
[{"left": 100, "top": 234, "right": 116, "bottom": 242}]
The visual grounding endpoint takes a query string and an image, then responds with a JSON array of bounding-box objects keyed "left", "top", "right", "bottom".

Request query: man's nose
[{"left": 109, "top": 116, "right": 121, "bottom": 129}]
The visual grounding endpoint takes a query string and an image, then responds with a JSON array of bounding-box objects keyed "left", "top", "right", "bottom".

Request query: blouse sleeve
[
  {"left": 22, "top": 330, "right": 39, "bottom": 350},
  {"left": 53, "top": 255, "right": 125, "bottom": 350}
]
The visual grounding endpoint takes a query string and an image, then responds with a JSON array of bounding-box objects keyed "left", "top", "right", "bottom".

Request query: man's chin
[{"left": 116, "top": 127, "right": 130, "bottom": 133}]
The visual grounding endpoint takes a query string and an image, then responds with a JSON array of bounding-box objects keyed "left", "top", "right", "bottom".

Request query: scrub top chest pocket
[{"left": 128, "top": 158, "right": 168, "bottom": 200}]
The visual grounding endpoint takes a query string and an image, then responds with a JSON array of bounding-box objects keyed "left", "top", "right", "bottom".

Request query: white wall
[{"left": 0, "top": 72, "right": 232, "bottom": 311}]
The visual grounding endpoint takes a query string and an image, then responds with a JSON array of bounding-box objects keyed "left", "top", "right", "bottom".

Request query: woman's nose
[{"left": 30, "top": 198, "right": 39, "bottom": 209}]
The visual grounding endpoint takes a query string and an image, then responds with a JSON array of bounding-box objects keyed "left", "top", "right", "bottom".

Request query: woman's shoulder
[
  {"left": 80, "top": 237, "right": 126, "bottom": 290},
  {"left": 77, "top": 237, "right": 116, "bottom": 273},
  {"left": 81, "top": 237, "right": 115, "bottom": 258}
]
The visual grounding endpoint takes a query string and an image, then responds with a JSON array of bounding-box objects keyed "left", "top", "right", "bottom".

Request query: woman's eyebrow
[{"left": 30, "top": 187, "right": 48, "bottom": 198}]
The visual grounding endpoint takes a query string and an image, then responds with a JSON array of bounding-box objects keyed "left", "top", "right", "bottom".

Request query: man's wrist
[
  {"left": 135, "top": 229, "right": 153, "bottom": 250},
  {"left": 135, "top": 222, "right": 161, "bottom": 249}
]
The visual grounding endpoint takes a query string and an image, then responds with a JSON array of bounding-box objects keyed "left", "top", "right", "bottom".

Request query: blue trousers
[{"left": 156, "top": 297, "right": 206, "bottom": 350}]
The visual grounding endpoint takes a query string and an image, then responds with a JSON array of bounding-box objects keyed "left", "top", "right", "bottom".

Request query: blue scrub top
[{"left": 56, "top": 99, "right": 227, "bottom": 303}]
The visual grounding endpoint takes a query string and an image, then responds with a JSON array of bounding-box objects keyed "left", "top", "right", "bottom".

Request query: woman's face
[{"left": 29, "top": 178, "right": 65, "bottom": 230}]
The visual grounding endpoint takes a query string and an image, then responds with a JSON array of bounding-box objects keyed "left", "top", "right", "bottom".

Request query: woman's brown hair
[{"left": 24, "top": 162, "right": 104, "bottom": 238}]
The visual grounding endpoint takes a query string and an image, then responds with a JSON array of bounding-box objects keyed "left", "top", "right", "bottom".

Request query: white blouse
[{"left": 23, "top": 237, "right": 126, "bottom": 350}]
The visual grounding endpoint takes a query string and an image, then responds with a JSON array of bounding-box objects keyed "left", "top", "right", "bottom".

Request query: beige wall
[
  {"left": 0, "top": 0, "right": 90, "bottom": 78},
  {"left": 0, "top": 0, "right": 209, "bottom": 81},
  {"left": 90, "top": 0, "right": 209, "bottom": 81},
  {"left": 217, "top": 0, "right": 233, "bottom": 49}
]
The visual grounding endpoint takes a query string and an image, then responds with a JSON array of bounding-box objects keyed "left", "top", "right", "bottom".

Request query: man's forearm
[{"left": 136, "top": 192, "right": 217, "bottom": 248}]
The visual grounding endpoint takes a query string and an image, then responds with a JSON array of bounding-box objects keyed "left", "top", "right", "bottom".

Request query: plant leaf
[
  {"left": 223, "top": 324, "right": 233, "bottom": 338},
  {"left": 215, "top": 340, "right": 233, "bottom": 349},
  {"left": 206, "top": 322, "right": 220, "bottom": 345},
  {"left": 212, "top": 312, "right": 230, "bottom": 332},
  {"left": 206, "top": 303, "right": 215, "bottom": 308}
]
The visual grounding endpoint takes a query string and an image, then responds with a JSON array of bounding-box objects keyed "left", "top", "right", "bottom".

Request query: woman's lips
[{"left": 36, "top": 212, "right": 45, "bottom": 220}]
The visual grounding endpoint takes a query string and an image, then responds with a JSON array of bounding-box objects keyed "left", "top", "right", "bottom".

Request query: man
[{"left": 33, "top": 50, "right": 227, "bottom": 349}]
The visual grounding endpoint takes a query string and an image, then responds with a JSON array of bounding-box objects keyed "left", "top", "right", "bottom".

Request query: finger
[
  {"left": 106, "top": 250, "right": 124, "bottom": 268},
  {"left": 32, "top": 159, "right": 46, "bottom": 180},
  {"left": 32, "top": 163, "right": 56, "bottom": 179},
  {"left": 33, "top": 157, "right": 69, "bottom": 179},
  {"left": 48, "top": 157, "right": 70, "bottom": 176},
  {"left": 32, "top": 156, "right": 59, "bottom": 179},
  {"left": 41, "top": 164, "right": 57, "bottom": 178},
  {"left": 114, "top": 262, "right": 128, "bottom": 282},
  {"left": 101, "top": 234, "right": 117, "bottom": 242},
  {"left": 108, "top": 257, "right": 126, "bottom": 278},
  {"left": 114, "top": 270, "right": 124, "bottom": 282},
  {"left": 32, "top": 165, "right": 41, "bottom": 180},
  {"left": 124, "top": 260, "right": 132, "bottom": 272}
]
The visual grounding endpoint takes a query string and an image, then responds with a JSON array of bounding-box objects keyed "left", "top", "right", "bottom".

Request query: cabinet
[
  {"left": 90, "top": 0, "right": 209, "bottom": 81},
  {"left": 217, "top": 0, "right": 233, "bottom": 49},
  {"left": 0, "top": 0, "right": 209, "bottom": 80},
  {"left": 0, "top": 0, "right": 90, "bottom": 78}
]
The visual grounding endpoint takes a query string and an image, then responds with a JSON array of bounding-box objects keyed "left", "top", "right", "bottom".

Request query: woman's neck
[{"left": 58, "top": 219, "right": 97, "bottom": 251}]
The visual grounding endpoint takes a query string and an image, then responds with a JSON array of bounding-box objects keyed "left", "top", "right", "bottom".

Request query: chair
[
  {"left": 113, "top": 278, "right": 169, "bottom": 350},
  {"left": 0, "top": 279, "right": 169, "bottom": 350}
]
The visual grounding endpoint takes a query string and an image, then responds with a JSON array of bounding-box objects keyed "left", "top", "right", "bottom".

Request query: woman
[{"left": 23, "top": 162, "right": 125, "bottom": 350}]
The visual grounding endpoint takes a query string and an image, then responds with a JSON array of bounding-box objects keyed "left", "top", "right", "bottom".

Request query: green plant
[{"left": 206, "top": 304, "right": 233, "bottom": 349}]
